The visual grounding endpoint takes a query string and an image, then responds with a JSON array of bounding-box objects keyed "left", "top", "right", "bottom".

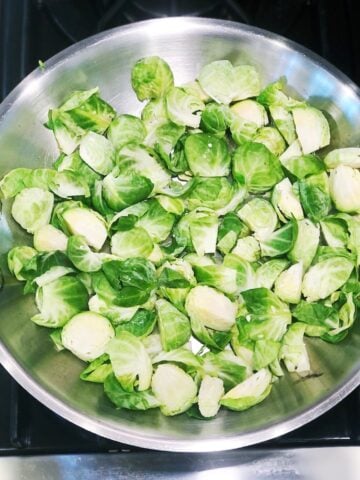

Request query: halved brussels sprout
[
  {"left": 62, "top": 207, "right": 107, "bottom": 250},
  {"left": 166, "top": 87, "right": 205, "bottom": 128},
  {"left": 202, "top": 350, "right": 247, "bottom": 390},
  {"left": 176, "top": 208, "right": 219, "bottom": 256},
  {"left": 7, "top": 246, "right": 37, "bottom": 281},
  {"left": 193, "top": 264, "right": 239, "bottom": 296},
  {"left": 34, "top": 224, "right": 68, "bottom": 252},
  {"left": 0, "top": 168, "right": 31, "bottom": 199},
  {"left": 11, "top": 188, "right": 54, "bottom": 234},
  {"left": 255, "top": 259, "right": 289, "bottom": 289},
  {"left": 299, "top": 171, "right": 331, "bottom": 222},
  {"left": 272, "top": 178, "right": 304, "bottom": 222},
  {"left": 238, "top": 198, "right": 278, "bottom": 240},
  {"left": 232, "top": 141, "right": 284, "bottom": 193},
  {"left": 221, "top": 369, "right": 272, "bottom": 411},
  {"left": 302, "top": 256, "right": 354, "bottom": 302},
  {"left": 269, "top": 105, "right": 297, "bottom": 145},
  {"left": 279, "top": 139, "right": 302, "bottom": 163},
  {"left": 324, "top": 148, "right": 360, "bottom": 169},
  {"left": 200, "top": 102, "right": 232, "bottom": 135},
  {"left": 32, "top": 276, "right": 88, "bottom": 328},
  {"left": 111, "top": 227, "right": 153, "bottom": 259},
  {"left": 79, "top": 131, "right": 115, "bottom": 175},
  {"left": 280, "top": 323, "right": 310, "bottom": 374},
  {"left": 253, "top": 340, "right": 281, "bottom": 370},
  {"left": 107, "top": 114, "right": 146, "bottom": 150},
  {"left": 329, "top": 165, "right": 360, "bottom": 213},
  {"left": 131, "top": 56, "right": 174, "bottom": 101},
  {"left": 49, "top": 171, "right": 90, "bottom": 199},
  {"left": 253, "top": 127, "right": 286, "bottom": 156},
  {"left": 292, "top": 105, "right": 330, "bottom": 154},
  {"left": 257, "top": 79, "right": 301, "bottom": 108},
  {"left": 103, "top": 171, "right": 154, "bottom": 212},
  {"left": 184, "top": 133, "right": 230, "bottom": 177},
  {"left": 67, "top": 235, "right": 102, "bottom": 272},
  {"left": 320, "top": 215, "right": 349, "bottom": 248},
  {"left": 156, "top": 298, "right": 191, "bottom": 351},
  {"left": 185, "top": 285, "right": 237, "bottom": 332},
  {"left": 232, "top": 236, "right": 260, "bottom": 262},
  {"left": 274, "top": 262, "right": 303, "bottom": 304},
  {"left": 259, "top": 222, "right": 297, "bottom": 258},
  {"left": 152, "top": 364, "right": 197, "bottom": 416},
  {"left": 288, "top": 219, "right": 320, "bottom": 270},
  {"left": 62, "top": 311, "right": 114, "bottom": 361},
  {"left": 231, "top": 99, "right": 268, "bottom": 127},
  {"left": 198, "top": 376, "right": 224, "bottom": 418},
  {"left": 106, "top": 331, "right": 152, "bottom": 391},
  {"left": 136, "top": 199, "right": 175, "bottom": 243}
]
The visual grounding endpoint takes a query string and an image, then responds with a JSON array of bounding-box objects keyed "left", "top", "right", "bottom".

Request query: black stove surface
[{"left": 0, "top": 0, "right": 359, "bottom": 455}]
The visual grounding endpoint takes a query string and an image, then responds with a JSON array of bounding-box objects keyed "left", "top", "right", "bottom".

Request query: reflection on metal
[{"left": 0, "top": 448, "right": 360, "bottom": 480}]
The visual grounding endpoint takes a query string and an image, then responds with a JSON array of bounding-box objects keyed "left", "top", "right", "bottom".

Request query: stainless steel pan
[{"left": 0, "top": 17, "right": 359, "bottom": 452}]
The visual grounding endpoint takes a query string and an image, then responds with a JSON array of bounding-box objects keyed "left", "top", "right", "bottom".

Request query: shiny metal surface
[
  {"left": 1, "top": 448, "right": 360, "bottom": 480},
  {"left": 0, "top": 17, "right": 360, "bottom": 452}
]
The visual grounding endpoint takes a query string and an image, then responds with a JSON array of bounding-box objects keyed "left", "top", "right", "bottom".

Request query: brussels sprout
[
  {"left": 152, "top": 348, "right": 202, "bottom": 369},
  {"left": 198, "top": 61, "right": 260, "bottom": 105},
  {"left": 257, "top": 79, "right": 301, "bottom": 108},
  {"left": 181, "top": 80, "right": 210, "bottom": 102},
  {"left": 279, "top": 139, "right": 303, "bottom": 163},
  {"left": 142, "top": 333, "right": 163, "bottom": 359},
  {"left": 217, "top": 213, "right": 249, "bottom": 255},
  {"left": 238, "top": 198, "right": 278, "bottom": 240},
  {"left": 223, "top": 254, "right": 256, "bottom": 291},
  {"left": 116, "top": 310, "right": 157, "bottom": 339},
  {"left": 259, "top": 222, "right": 297, "bottom": 258},
  {"left": 232, "top": 236, "right": 260, "bottom": 262},
  {"left": 0, "top": 168, "right": 55, "bottom": 199},
  {"left": 324, "top": 148, "right": 360, "bottom": 169},
  {"left": 55, "top": 151, "right": 101, "bottom": 188},
  {"left": 102, "top": 171, "right": 153, "bottom": 212},
  {"left": 34, "top": 265, "right": 74, "bottom": 288},
  {"left": 255, "top": 259, "right": 289, "bottom": 289},
  {"left": 152, "top": 364, "right": 197, "bottom": 416},
  {"left": 329, "top": 165, "right": 360, "bottom": 213},
  {"left": 239, "top": 288, "right": 291, "bottom": 342},
  {"left": 253, "top": 127, "right": 286, "bottom": 156},
  {"left": 158, "top": 258, "right": 195, "bottom": 310},
  {"left": 156, "top": 298, "right": 191, "bottom": 351},
  {"left": 62, "top": 207, "right": 107, "bottom": 250},
  {"left": 232, "top": 141, "right": 284, "bottom": 193},
  {"left": 280, "top": 154, "right": 325, "bottom": 179},
  {"left": 193, "top": 264, "right": 239, "bottom": 296},
  {"left": 117, "top": 144, "right": 171, "bottom": 193},
  {"left": 292, "top": 105, "right": 330, "bottom": 154},
  {"left": 274, "top": 262, "right": 303, "bottom": 304},
  {"left": 221, "top": 369, "right": 272, "bottom": 411},
  {"left": 7, "top": 246, "right": 37, "bottom": 281},
  {"left": 272, "top": 178, "right": 304, "bottom": 222},
  {"left": 269, "top": 105, "right": 297, "bottom": 144},
  {"left": 185, "top": 285, "right": 237, "bottom": 332},
  {"left": 89, "top": 294, "right": 139, "bottom": 324},
  {"left": 32, "top": 276, "right": 88, "bottom": 328},
  {"left": 183, "top": 253, "right": 215, "bottom": 267},
  {"left": 11, "top": 187, "right": 54, "bottom": 234},
  {"left": 67, "top": 235, "right": 102, "bottom": 272},
  {"left": 80, "top": 354, "right": 112, "bottom": 383},
  {"left": 151, "top": 122, "right": 185, "bottom": 167},
  {"left": 48, "top": 171, "right": 90, "bottom": 199},
  {"left": 79, "top": 131, "right": 115, "bottom": 175},
  {"left": 111, "top": 227, "right": 153, "bottom": 260},
  {"left": 302, "top": 256, "right": 354, "bottom": 302},
  {"left": 327, "top": 293, "right": 356, "bottom": 339},
  {"left": 156, "top": 195, "right": 185, "bottom": 216},
  {"left": 48, "top": 88, "right": 115, "bottom": 153},
  {"left": 184, "top": 133, "right": 230, "bottom": 177},
  {"left": 141, "top": 97, "right": 168, "bottom": 136},
  {"left": 288, "top": 219, "right": 320, "bottom": 270},
  {"left": 280, "top": 323, "right": 310, "bottom": 374},
  {"left": 104, "top": 373, "right": 160, "bottom": 410},
  {"left": 185, "top": 177, "right": 236, "bottom": 211},
  {"left": 253, "top": 340, "right": 281, "bottom": 370},
  {"left": 33, "top": 224, "right": 68, "bottom": 252},
  {"left": 62, "top": 311, "right": 114, "bottom": 361},
  {"left": 231, "top": 99, "right": 268, "bottom": 127},
  {"left": 136, "top": 199, "right": 175, "bottom": 242},
  {"left": 106, "top": 331, "right": 152, "bottom": 391},
  {"left": 299, "top": 172, "right": 331, "bottom": 222},
  {"left": 200, "top": 102, "right": 232, "bottom": 135},
  {"left": 131, "top": 56, "right": 174, "bottom": 101},
  {"left": 175, "top": 208, "right": 218, "bottom": 256},
  {"left": 320, "top": 215, "right": 349, "bottom": 248},
  {"left": 229, "top": 116, "right": 257, "bottom": 146},
  {"left": 166, "top": 87, "right": 205, "bottom": 128},
  {"left": 107, "top": 114, "right": 146, "bottom": 150},
  {"left": 202, "top": 351, "right": 247, "bottom": 390},
  {"left": 198, "top": 376, "right": 224, "bottom": 418}
]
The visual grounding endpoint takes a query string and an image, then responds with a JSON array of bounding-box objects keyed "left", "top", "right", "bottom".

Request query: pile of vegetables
[{"left": 1, "top": 56, "right": 359, "bottom": 419}]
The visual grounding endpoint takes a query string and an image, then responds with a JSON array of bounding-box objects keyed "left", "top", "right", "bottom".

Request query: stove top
[{"left": 0, "top": 0, "right": 359, "bottom": 456}]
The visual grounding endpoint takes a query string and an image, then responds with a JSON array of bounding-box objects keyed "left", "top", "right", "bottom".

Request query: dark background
[{"left": 0, "top": 0, "right": 359, "bottom": 455}]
